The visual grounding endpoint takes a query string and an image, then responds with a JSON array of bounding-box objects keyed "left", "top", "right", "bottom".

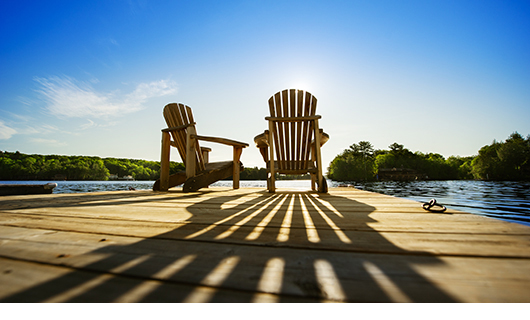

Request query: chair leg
[
  {"left": 233, "top": 147, "right": 243, "bottom": 189},
  {"left": 310, "top": 173, "right": 316, "bottom": 191},
  {"left": 268, "top": 172, "right": 275, "bottom": 193},
  {"left": 313, "top": 119, "right": 325, "bottom": 193},
  {"left": 318, "top": 176, "right": 328, "bottom": 193},
  {"left": 268, "top": 122, "right": 276, "bottom": 193},
  {"left": 160, "top": 131, "right": 171, "bottom": 191},
  {"left": 185, "top": 127, "right": 197, "bottom": 179}
]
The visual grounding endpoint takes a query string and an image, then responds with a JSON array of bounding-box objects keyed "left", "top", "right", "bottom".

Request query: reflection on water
[{"left": 2, "top": 180, "right": 529, "bottom": 226}]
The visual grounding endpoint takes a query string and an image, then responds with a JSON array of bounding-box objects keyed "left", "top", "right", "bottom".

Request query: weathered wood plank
[
  {"left": 0, "top": 257, "right": 317, "bottom": 302},
  {"left": 1, "top": 189, "right": 527, "bottom": 235},
  {"left": 1, "top": 188, "right": 529, "bottom": 302},
  {"left": 1, "top": 226, "right": 529, "bottom": 302},
  {"left": 2, "top": 206, "right": 526, "bottom": 235},
  {"left": 1, "top": 210, "right": 529, "bottom": 258}
]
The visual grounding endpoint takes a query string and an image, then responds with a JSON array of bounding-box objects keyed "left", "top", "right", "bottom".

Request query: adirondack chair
[
  {"left": 153, "top": 103, "right": 249, "bottom": 192},
  {"left": 254, "top": 89, "right": 329, "bottom": 193}
]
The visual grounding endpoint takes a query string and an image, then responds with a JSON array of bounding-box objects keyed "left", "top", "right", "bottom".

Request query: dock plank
[
  {"left": 1, "top": 214, "right": 529, "bottom": 258},
  {"left": 1, "top": 187, "right": 529, "bottom": 302},
  {"left": 2, "top": 226, "right": 529, "bottom": 303}
]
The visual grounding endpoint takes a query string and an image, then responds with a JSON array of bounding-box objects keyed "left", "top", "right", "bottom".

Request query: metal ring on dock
[{"left": 422, "top": 199, "right": 447, "bottom": 213}]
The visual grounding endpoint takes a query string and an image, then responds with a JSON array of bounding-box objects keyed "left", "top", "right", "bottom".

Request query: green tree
[
  {"left": 471, "top": 132, "right": 530, "bottom": 180},
  {"left": 446, "top": 156, "right": 474, "bottom": 179},
  {"left": 0, "top": 151, "right": 186, "bottom": 181},
  {"left": 375, "top": 143, "right": 416, "bottom": 170},
  {"left": 240, "top": 167, "right": 267, "bottom": 180},
  {"left": 328, "top": 141, "right": 377, "bottom": 181},
  {"left": 497, "top": 132, "right": 530, "bottom": 179}
]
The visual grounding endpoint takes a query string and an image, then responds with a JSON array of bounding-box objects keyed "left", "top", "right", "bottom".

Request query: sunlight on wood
[
  {"left": 300, "top": 194, "right": 320, "bottom": 243},
  {"left": 113, "top": 281, "right": 160, "bottom": 303},
  {"left": 3, "top": 188, "right": 529, "bottom": 302},
  {"left": 245, "top": 194, "right": 289, "bottom": 241},
  {"left": 363, "top": 261, "right": 412, "bottom": 303},
  {"left": 185, "top": 194, "right": 277, "bottom": 239},
  {"left": 113, "top": 254, "right": 198, "bottom": 302},
  {"left": 277, "top": 194, "right": 295, "bottom": 242},
  {"left": 215, "top": 195, "right": 283, "bottom": 240},
  {"left": 108, "top": 254, "right": 151, "bottom": 274},
  {"left": 181, "top": 286, "right": 217, "bottom": 303},
  {"left": 45, "top": 254, "right": 154, "bottom": 302},
  {"left": 252, "top": 257, "right": 285, "bottom": 302},
  {"left": 311, "top": 195, "right": 345, "bottom": 218},
  {"left": 43, "top": 273, "right": 115, "bottom": 303},
  {"left": 314, "top": 259, "right": 346, "bottom": 302},
  {"left": 220, "top": 193, "right": 264, "bottom": 210},
  {"left": 151, "top": 254, "right": 197, "bottom": 278},
  {"left": 183, "top": 256, "right": 240, "bottom": 303},
  {"left": 305, "top": 195, "right": 352, "bottom": 244}
]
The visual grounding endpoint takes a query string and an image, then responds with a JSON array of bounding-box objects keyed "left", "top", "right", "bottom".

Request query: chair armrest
[
  {"left": 312, "top": 130, "right": 330, "bottom": 147},
  {"left": 254, "top": 130, "right": 269, "bottom": 148},
  {"left": 193, "top": 135, "right": 249, "bottom": 148}
]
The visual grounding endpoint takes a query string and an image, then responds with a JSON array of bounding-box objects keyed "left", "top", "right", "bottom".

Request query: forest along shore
[
  {"left": 328, "top": 132, "right": 530, "bottom": 182},
  {"left": 2, "top": 132, "right": 529, "bottom": 183}
]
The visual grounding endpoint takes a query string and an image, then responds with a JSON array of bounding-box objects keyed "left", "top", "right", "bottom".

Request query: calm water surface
[
  {"left": 2, "top": 180, "right": 529, "bottom": 227},
  {"left": 334, "top": 180, "right": 530, "bottom": 227}
]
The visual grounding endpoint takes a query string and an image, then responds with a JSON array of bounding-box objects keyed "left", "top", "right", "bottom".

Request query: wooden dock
[{"left": 1, "top": 187, "right": 529, "bottom": 302}]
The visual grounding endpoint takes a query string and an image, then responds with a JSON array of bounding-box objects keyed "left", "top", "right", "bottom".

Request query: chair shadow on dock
[{"left": 0, "top": 190, "right": 456, "bottom": 302}]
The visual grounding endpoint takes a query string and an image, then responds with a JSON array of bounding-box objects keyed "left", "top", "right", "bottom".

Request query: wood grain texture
[{"left": 1, "top": 187, "right": 529, "bottom": 302}]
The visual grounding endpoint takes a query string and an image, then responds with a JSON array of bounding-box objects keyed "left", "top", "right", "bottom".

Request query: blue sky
[{"left": 1, "top": 0, "right": 529, "bottom": 170}]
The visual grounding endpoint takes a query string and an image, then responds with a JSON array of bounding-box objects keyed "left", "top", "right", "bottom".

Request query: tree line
[
  {"left": 328, "top": 132, "right": 530, "bottom": 182},
  {"left": 0, "top": 152, "right": 306, "bottom": 181},
  {"left": 3, "top": 132, "right": 528, "bottom": 182},
  {"left": 0, "top": 151, "right": 184, "bottom": 181}
]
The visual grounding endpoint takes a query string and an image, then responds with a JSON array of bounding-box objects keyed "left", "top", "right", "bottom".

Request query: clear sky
[{"left": 1, "top": 0, "right": 529, "bottom": 170}]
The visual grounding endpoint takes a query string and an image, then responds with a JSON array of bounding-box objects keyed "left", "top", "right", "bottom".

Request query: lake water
[
  {"left": 1, "top": 180, "right": 529, "bottom": 227},
  {"left": 345, "top": 180, "right": 530, "bottom": 227}
]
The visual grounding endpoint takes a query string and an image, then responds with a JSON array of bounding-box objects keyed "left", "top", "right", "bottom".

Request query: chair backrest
[
  {"left": 268, "top": 89, "right": 318, "bottom": 172},
  {"left": 163, "top": 103, "right": 205, "bottom": 172}
]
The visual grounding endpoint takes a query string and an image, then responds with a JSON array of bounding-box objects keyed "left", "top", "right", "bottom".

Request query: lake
[{"left": 1, "top": 180, "right": 529, "bottom": 227}]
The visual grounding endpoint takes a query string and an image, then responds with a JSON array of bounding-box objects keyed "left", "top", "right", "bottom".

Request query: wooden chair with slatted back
[
  {"left": 254, "top": 89, "right": 329, "bottom": 193},
  {"left": 153, "top": 103, "right": 249, "bottom": 192}
]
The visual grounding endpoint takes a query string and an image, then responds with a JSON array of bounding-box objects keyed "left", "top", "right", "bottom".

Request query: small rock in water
[{"left": 128, "top": 187, "right": 136, "bottom": 191}]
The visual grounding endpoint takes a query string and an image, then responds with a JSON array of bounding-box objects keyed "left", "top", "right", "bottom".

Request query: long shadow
[{"left": 0, "top": 190, "right": 456, "bottom": 302}]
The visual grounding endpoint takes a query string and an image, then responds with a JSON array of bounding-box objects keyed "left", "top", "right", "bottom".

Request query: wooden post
[
  {"left": 160, "top": 131, "right": 171, "bottom": 191},
  {"left": 268, "top": 120, "right": 276, "bottom": 192},
  {"left": 313, "top": 119, "right": 324, "bottom": 192},
  {"left": 311, "top": 173, "right": 316, "bottom": 191},
  {"left": 232, "top": 147, "right": 243, "bottom": 189},
  {"left": 310, "top": 139, "right": 317, "bottom": 191},
  {"left": 186, "top": 127, "right": 197, "bottom": 179}
]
